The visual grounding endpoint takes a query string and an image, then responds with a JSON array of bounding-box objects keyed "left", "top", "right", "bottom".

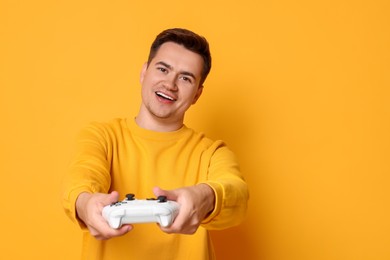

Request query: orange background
[{"left": 1, "top": 0, "right": 389, "bottom": 259}]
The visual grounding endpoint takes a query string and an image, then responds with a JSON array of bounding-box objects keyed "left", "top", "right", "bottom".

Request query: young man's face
[{"left": 139, "top": 42, "right": 204, "bottom": 126}]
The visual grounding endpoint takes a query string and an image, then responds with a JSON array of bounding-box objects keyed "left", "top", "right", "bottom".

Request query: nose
[{"left": 163, "top": 74, "right": 178, "bottom": 91}]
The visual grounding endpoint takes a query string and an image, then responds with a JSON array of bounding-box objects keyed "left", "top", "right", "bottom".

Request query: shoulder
[
  {"left": 79, "top": 118, "right": 128, "bottom": 140},
  {"left": 186, "top": 129, "right": 240, "bottom": 168},
  {"left": 185, "top": 126, "right": 228, "bottom": 153},
  {"left": 85, "top": 118, "right": 126, "bottom": 131}
]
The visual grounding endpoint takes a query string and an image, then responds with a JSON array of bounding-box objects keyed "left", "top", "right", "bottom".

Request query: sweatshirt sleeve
[
  {"left": 200, "top": 141, "right": 249, "bottom": 230},
  {"left": 61, "top": 122, "right": 112, "bottom": 228}
]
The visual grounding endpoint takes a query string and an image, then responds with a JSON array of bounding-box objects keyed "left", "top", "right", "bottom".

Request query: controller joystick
[
  {"left": 126, "top": 193, "right": 135, "bottom": 200},
  {"left": 157, "top": 195, "right": 167, "bottom": 202}
]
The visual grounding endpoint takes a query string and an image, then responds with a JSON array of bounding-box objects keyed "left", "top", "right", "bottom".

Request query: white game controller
[{"left": 102, "top": 194, "right": 180, "bottom": 229}]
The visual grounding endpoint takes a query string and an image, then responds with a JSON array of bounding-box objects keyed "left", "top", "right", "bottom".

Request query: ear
[
  {"left": 192, "top": 85, "right": 204, "bottom": 104},
  {"left": 140, "top": 62, "right": 148, "bottom": 84}
]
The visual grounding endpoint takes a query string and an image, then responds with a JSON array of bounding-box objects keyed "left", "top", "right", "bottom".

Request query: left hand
[{"left": 153, "top": 184, "right": 215, "bottom": 234}]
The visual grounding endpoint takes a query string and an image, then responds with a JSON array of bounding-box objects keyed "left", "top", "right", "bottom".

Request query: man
[{"left": 62, "top": 28, "right": 249, "bottom": 260}]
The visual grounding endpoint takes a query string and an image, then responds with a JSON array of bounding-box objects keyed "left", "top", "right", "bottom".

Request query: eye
[
  {"left": 157, "top": 67, "right": 168, "bottom": 73},
  {"left": 180, "top": 75, "right": 192, "bottom": 84}
]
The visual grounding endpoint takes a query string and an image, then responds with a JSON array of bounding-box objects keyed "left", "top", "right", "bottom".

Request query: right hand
[{"left": 75, "top": 191, "right": 132, "bottom": 240}]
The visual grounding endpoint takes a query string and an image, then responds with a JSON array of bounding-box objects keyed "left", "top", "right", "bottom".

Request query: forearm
[
  {"left": 62, "top": 123, "right": 112, "bottom": 226},
  {"left": 200, "top": 145, "right": 249, "bottom": 229},
  {"left": 62, "top": 165, "right": 111, "bottom": 227},
  {"left": 201, "top": 178, "right": 249, "bottom": 229}
]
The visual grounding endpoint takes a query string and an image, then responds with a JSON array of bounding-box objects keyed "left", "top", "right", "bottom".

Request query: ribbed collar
[{"left": 125, "top": 117, "right": 190, "bottom": 141}]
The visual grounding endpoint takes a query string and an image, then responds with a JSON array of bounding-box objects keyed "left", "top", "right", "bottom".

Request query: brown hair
[{"left": 147, "top": 28, "right": 212, "bottom": 85}]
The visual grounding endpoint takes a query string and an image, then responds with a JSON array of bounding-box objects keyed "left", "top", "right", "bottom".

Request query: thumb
[
  {"left": 153, "top": 186, "right": 165, "bottom": 197},
  {"left": 104, "top": 191, "right": 120, "bottom": 205},
  {"left": 153, "top": 186, "right": 177, "bottom": 201}
]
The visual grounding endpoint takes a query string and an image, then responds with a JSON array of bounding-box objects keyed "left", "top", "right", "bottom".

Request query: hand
[
  {"left": 153, "top": 184, "right": 215, "bottom": 234},
  {"left": 75, "top": 191, "right": 133, "bottom": 240}
]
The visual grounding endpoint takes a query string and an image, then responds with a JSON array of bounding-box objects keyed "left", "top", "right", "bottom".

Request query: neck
[{"left": 135, "top": 110, "right": 184, "bottom": 132}]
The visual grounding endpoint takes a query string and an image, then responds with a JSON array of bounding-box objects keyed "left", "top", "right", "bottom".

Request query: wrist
[
  {"left": 197, "top": 183, "right": 215, "bottom": 215},
  {"left": 75, "top": 192, "right": 92, "bottom": 222}
]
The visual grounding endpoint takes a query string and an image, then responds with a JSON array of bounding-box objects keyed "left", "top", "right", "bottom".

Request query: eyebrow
[{"left": 155, "top": 61, "right": 197, "bottom": 80}]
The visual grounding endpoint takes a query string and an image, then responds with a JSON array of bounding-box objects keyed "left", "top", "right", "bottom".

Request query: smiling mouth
[{"left": 156, "top": 91, "right": 177, "bottom": 101}]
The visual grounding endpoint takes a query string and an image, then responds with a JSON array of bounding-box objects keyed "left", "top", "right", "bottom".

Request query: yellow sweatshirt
[{"left": 62, "top": 118, "right": 249, "bottom": 260}]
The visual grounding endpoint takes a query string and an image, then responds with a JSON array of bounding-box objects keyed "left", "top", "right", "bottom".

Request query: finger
[
  {"left": 95, "top": 225, "right": 133, "bottom": 240},
  {"left": 159, "top": 203, "right": 189, "bottom": 234},
  {"left": 93, "top": 220, "right": 133, "bottom": 239},
  {"left": 153, "top": 186, "right": 179, "bottom": 201},
  {"left": 110, "top": 224, "right": 133, "bottom": 237}
]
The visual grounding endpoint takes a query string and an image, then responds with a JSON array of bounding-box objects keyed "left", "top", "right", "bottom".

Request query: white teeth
[{"left": 156, "top": 91, "right": 175, "bottom": 101}]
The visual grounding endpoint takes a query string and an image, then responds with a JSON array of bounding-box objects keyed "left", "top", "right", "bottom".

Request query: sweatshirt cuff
[
  {"left": 63, "top": 186, "right": 94, "bottom": 231},
  {"left": 199, "top": 181, "right": 224, "bottom": 224}
]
